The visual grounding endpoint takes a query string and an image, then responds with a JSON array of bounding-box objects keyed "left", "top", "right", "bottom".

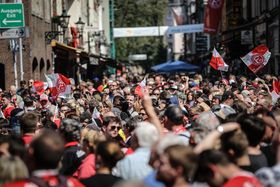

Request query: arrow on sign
[{"left": 2, "top": 18, "right": 22, "bottom": 25}]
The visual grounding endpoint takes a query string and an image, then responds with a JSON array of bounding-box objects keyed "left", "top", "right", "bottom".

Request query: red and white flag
[
  {"left": 204, "top": 0, "right": 225, "bottom": 34},
  {"left": 241, "top": 45, "right": 271, "bottom": 73},
  {"left": 209, "top": 47, "right": 229, "bottom": 72},
  {"left": 31, "top": 81, "right": 48, "bottom": 95},
  {"left": 273, "top": 79, "right": 280, "bottom": 94},
  {"left": 92, "top": 107, "right": 101, "bottom": 119},
  {"left": 45, "top": 73, "right": 72, "bottom": 99},
  {"left": 135, "top": 76, "right": 147, "bottom": 98}
]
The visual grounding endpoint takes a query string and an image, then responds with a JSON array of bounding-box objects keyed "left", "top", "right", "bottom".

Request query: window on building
[{"left": 40, "top": 58, "right": 45, "bottom": 72}]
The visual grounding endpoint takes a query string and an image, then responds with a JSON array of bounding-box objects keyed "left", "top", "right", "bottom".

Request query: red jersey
[
  {"left": 3, "top": 169, "right": 85, "bottom": 187},
  {"left": 223, "top": 172, "right": 263, "bottom": 187},
  {"left": 22, "top": 134, "right": 34, "bottom": 147}
]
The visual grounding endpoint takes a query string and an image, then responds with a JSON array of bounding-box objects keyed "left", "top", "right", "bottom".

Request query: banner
[
  {"left": 45, "top": 73, "right": 72, "bottom": 99},
  {"left": 32, "top": 81, "right": 48, "bottom": 95},
  {"left": 241, "top": 45, "right": 271, "bottom": 73},
  {"left": 171, "top": 6, "right": 187, "bottom": 25},
  {"left": 209, "top": 47, "right": 228, "bottom": 71},
  {"left": 204, "top": 0, "right": 224, "bottom": 34},
  {"left": 135, "top": 75, "right": 147, "bottom": 98}
]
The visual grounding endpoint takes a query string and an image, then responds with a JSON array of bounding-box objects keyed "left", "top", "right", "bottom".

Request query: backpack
[{"left": 28, "top": 175, "right": 68, "bottom": 187}]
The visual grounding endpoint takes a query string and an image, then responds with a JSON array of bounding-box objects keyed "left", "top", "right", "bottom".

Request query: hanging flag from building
[
  {"left": 31, "top": 81, "right": 48, "bottom": 95},
  {"left": 70, "top": 27, "right": 79, "bottom": 48},
  {"left": 171, "top": 6, "right": 187, "bottom": 25},
  {"left": 241, "top": 45, "right": 271, "bottom": 73},
  {"left": 135, "top": 75, "right": 147, "bottom": 98},
  {"left": 45, "top": 73, "right": 72, "bottom": 99},
  {"left": 204, "top": 0, "right": 225, "bottom": 34},
  {"left": 209, "top": 47, "right": 229, "bottom": 71}
]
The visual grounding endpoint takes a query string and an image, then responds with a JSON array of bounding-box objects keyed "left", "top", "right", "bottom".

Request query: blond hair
[
  {"left": 84, "top": 130, "right": 106, "bottom": 151},
  {"left": 0, "top": 156, "right": 29, "bottom": 185}
]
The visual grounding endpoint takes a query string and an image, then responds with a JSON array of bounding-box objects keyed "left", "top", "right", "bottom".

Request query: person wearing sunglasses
[{"left": 102, "top": 116, "right": 122, "bottom": 140}]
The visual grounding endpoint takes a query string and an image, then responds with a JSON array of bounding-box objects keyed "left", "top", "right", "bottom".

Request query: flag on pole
[
  {"left": 92, "top": 107, "right": 101, "bottom": 120},
  {"left": 92, "top": 107, "right": 103, "bottom": 129},
  {"left": 209, "top": 47, "right": 229, "bottom": 72},
  {"left": 0, "top": 110, "right": 5, "bottom": 119},
  {"left": 31, "top": 81, "right": 48, "bottom": 95},
  {"left": 241, "top": 45, "right": 271, "bottom": 73},
  {"left": 135, "top": 75, "right": 147, "bottom": 97},
  {"left": 271, "top": 90, "right": 280, "bottom": 105},
  {"left": 273, "top": 79, "right": 280, "bottom": 94},
  {"left": 45, "top": 73, "right": 72, "bottom": 99}
]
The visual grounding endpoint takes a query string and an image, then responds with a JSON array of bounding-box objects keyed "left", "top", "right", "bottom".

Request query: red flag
[
  {"left": 209, "top": 48, "right": 228, "bottom": 71},
  {"left": 135, "top": 76, "right": 147, "bottom": 98},
  {"left": 32, "top": 81, "right": 48, "bottom": 95},
  {"left": 241, "top": 45, "right": 271, "bottom": 73},
  {"left": 45, "top": 73, "right": 72, "bottom": 99},
  {"left": 70, "top": 27, "right": 79, "bottom": 48},
  {"left": 204, "top": 0, "right": 225, "bottom": 34},
  {"left": 273, "top": 79, "right": 280, "bottom": 94}
]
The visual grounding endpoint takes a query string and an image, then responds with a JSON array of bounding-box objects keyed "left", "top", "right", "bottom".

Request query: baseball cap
[
  {"left": 40, "top": 94, "right": 48, "bottom": 101},
  {"left": 189, "top": 81, "right": 198, "bottom": 87},
  {"left": 241, "top": 90, "right": 250, "bottom": 98},
  {"left": 214, "top": 104, "right": 236, "bottom": 120},
  {"left": 170, "top": 85, "right": 178, "bottom": 90},
  {"left": 168, "top": 80, "right": 175, "bottom": 84}
]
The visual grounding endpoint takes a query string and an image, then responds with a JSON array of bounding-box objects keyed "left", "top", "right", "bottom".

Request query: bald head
[{"left": 10, "top": 85, "right": 17, "bottom": 95}]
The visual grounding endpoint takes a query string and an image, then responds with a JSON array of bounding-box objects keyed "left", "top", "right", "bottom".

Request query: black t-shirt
[
  {"left": 261, "top": 144, "right": 276, "bottom": 167},
  {"left": 59, "top": 144, "right": 86, "bottom": 176},
  {"left": 249, "top": 153, "right": 268, "bottom": 173},
  {"left": 81, "top": 174, "right": 122, "bottom": 187},
  {"left": 240, "top": 165, "right": 255, "bottom": 173}
]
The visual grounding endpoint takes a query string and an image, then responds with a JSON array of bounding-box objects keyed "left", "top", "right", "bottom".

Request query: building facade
[
  {"left": 50, "top": 0, "right": 112, "bottom": 83},
  {"left": 0, "top": 0, "right": 52, "bottom": 89},
  {"left": 220, "top": 0, "right": 280, "bottom": 75}
]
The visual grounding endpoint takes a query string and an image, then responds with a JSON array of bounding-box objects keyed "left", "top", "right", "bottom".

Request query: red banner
[
  {"left": 204, "top": 0, "right": 224, "bottom": 34},
  {"left": 70, "top": 27, "right": 79, "bottom": 48}
]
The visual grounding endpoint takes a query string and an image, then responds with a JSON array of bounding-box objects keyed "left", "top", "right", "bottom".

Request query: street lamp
[
  {"left": 59, "top": 9, "right": 70, "bottom": 42},
  {"left": 100, "top": 32, "right": 109, "bottom": 57},
  {"left": 75, "top": 17, "right": 85, "bottom": 38},
  {"left": 92, "top": 31, "right": 101, "bottom": 54},
  {"left": 75, "top": 17, "right": 85, "bottom": 48}
]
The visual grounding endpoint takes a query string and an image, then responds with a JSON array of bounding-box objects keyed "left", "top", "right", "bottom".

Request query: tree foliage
[{"left": 114, "top": 0, "right": 168, "bottom": 66}]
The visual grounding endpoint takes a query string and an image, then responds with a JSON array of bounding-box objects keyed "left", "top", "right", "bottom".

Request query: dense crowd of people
[{"left": 0, "top": 72, "right": 280, "bottom": 187}]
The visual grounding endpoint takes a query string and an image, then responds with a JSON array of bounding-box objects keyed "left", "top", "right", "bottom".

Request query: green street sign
[{"left": 0, "top": 3, "right": 25, "bottom": 28}]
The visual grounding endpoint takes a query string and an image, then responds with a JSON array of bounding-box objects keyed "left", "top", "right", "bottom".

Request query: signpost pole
[
  {"left": 10, "top": 39, "right": 18, "bottom": 88},
  {"left": 13, "top": 52, "right": 18, "bottom": 88},
  {"left": 19, "top": 37, "right": 23, "bottom": 80}
]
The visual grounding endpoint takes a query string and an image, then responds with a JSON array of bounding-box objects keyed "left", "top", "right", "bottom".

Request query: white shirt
[{"left": 114, "top": 147, "right": 153, "bottom": 180}]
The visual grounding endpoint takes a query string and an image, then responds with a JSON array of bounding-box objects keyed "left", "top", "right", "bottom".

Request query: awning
[
  {"left": 51, "top": 40, "right": 86, "bottom": 53},
  {"left": 51, "top": 40, "right": 89, "bottom": 64}
]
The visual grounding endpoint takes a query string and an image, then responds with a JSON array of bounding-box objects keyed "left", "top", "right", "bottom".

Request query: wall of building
[{"left": 0, "top": 0, "right": 52, "bottom": 90}]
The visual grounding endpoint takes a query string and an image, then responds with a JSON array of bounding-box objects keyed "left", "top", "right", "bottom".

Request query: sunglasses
[{"left": 110, "top": 126, "right": 122, "bottom": 131}]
